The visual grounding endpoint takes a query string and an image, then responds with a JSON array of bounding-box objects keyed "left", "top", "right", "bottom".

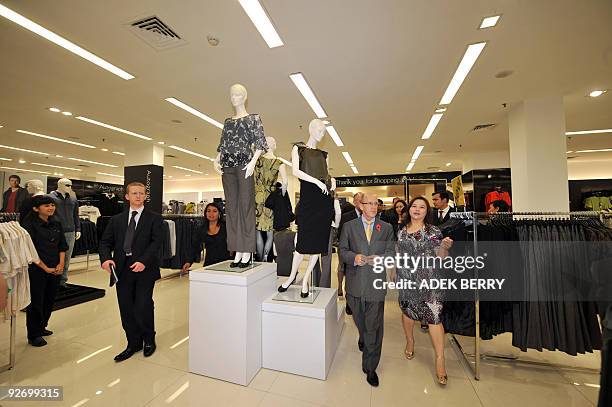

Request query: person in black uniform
[
  {"left": 22, "top": 195, "right": 68, "bottom": 347},
  {"left": 182, "top": 202, "right": 231, "bottom": 270},
  {"left": 99, "top": 182, "right": 164, "bottom": 362}
]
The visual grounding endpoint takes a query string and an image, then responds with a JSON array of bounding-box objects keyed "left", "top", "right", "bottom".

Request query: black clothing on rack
[
  {"left": 161, "top": 216, "right": 207, "bottom": 269},
  {"left": 73, "top": 219, "right": 98, "bottom": 256},
  {"left": 264, "top": 182, "right": 295, "bottom": 231}
]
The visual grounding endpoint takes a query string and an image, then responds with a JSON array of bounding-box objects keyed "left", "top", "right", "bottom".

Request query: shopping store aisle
[{"left": 0, "top": 264, "right": 600, "bottom": 407}]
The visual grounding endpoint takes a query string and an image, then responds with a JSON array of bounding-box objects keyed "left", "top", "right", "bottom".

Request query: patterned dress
[
  {"left": 396, "top": 224, "right": 444, "bottom": 324},
  {"left": 217, "top": 114, "right": 268, "bottom": 168},
  {"left": 255, "top": 157, "right": 281, "bottom": 231}
]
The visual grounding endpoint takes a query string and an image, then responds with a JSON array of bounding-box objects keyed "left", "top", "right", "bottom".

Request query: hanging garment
[
  {"left": 78, "top": 205, "right": 101, "bottom": 223},
  {"left": 484, "top": 190, "right": 512, "bottom": 209},
  {"left": 72, "top": 219, "right": 99, "bottom": 256},
  {"left": 161, "top": 216, "right": 207, "bottom": 269},
  {"left": 265, "top": 182, "right": 295, "bottom": 231},
  {"left": 255, "top": 157, "right": 282, "bottom": 232}
]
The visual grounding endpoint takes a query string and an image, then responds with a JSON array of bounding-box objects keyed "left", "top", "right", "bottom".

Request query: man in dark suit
[
  {"left": 432, "top": 191, "right": 456, "bottom": 226},
  {"left": 337, "top": 192, "right": 363, "bottom": 315},
  {"left": 380, "top": 196, "right": 401, "bottom": 225},
  {"left": 99, "top": 182, "right": 164, "bottom": 362},
  {"left": 340, "top": 193, "right": 395, "bottom": 387}
]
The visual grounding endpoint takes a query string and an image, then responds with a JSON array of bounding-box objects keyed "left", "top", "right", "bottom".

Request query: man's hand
[
  {"left": 182, "top": 263, "right": 192, "bottom": 273},
  {"left": 441, "top": 237, "right": 453, "bottom": 250},
  {"left": 354, "top": 254, "right": 367, "bottom": 266},
  {"left": 130, "top": 262, "right": 146, "bottom": 273},
  {"left": 101, "top": 260, "right": 116, "bottom": 273}
]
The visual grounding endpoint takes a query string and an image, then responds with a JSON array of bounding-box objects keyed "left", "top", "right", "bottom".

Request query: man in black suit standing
[
  {"left": 100, "top": 182, "right": 164, "bottom": 362},
  {"left": 432, "top": 191, "right": 456, "bottom": 226}
]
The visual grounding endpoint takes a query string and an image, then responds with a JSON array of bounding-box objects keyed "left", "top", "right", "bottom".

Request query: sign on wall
[{"left": 124, "top": 165, "right": 163, "bottom": 213}]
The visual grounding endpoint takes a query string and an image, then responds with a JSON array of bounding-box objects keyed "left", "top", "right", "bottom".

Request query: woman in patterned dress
[{"left": 396, "top": 196, "right": 453, "bottom": 385}]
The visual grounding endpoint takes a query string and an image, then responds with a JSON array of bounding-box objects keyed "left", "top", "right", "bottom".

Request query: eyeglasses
[{"left": 362, "top": 201, "right": 378, "bottom": 206}]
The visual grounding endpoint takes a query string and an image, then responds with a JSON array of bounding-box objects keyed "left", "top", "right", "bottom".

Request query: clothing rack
[
  {"left": 448, "top": 210, "right": 603, "bottom": 380},
  {"left": 0, "top": 212, "right": 19, "bottom": 372}
]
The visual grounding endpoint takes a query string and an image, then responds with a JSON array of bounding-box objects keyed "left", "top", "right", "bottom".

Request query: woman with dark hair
[
  {"left": 182, "top": 203, "right": 231, "bottom": 270},
  {"left": 391, "top": 199, "right": 408, "bottom": 236},
  {"left": 21, "top": 195, "right": 68, "bottom": 347},
  {"left": 396, "top": 196, "right": 453, "bottom": 385}
]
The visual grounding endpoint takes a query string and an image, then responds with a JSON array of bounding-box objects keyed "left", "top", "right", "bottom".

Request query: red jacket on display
[{"left": 485, "top": 190, "right": 512, "bottom": 209}]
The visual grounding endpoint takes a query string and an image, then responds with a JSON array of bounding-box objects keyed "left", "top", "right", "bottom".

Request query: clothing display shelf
[
  {"left": 160, "top": 214, "right": 207, "bottom": 280},
  {"left": 448, "top": 210, "right": 604, "bottom": 380},
  {"left": 0, "top": 212, "right": 19, "bottom": 372}
]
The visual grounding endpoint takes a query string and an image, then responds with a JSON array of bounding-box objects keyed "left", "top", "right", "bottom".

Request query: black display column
[{"left": 123, "top": 145, "right": 164, "bottom": 213}]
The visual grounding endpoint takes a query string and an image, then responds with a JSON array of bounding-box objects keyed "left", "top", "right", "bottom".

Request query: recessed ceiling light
[
  {"left": 61, "top": 111, "right": 73, "bottom": 116},
  {"left": 31, "top": 162, "right": 82, "bottom": 171},
  {"left": 406, "top": 162, "right": 415, "bottom": 171},
  {"left": 164, "top": 98, "right": 223, "bottom": 129},
  {"left": 372, "top": 172, "right": 377, "bottom": 175},
  {"left": 112, "top": 151, "right": 125, "bottom": 156},
  {"left": 185, "top": 174, "right": 191, "bottom": 177},
  {"left": 566, "top": 128, "right": 612, "bottom": 136},
  {"left": 438, "top": 169, "right": 443, "bottom": 172},
  {"left": 0, "top": 166, "right": 49, "bottom": 175},
  {"left": 479, "top": 15, "right": 501, "bottom": 29},
  {"left": 439, "top": 42, "right": 487, "bottom": 105},
  {"left": 566, "top": 150, "right": 573, "bottom": 154},
  {"left": 289, "top": 73, "right": 327, "bottom": 118},
  {"left": 0, "top": 4, "right": 134, "bottom": 80},
  {"left": 168, "top": 176, "right": 173, "bottom": 178},
  {"left": 588, "top": 90, "right": 607, "bottom": 98},
  {"left": 75, "top": 116, "right": 152, "bottom": 140},
  {"left": 204, "top": 173, "right": 209, "bottom": 176},
  {"left": 97, "top": 172, "right": 124, "bottom": 178},
  {"left": 157, "top": 141, "right": 165, "bottom": 145},
  {"left": 16, "top": 129, "right": 96, "bottom": 148},
  {"left": 237, "top": 0, "right": 284, "bottom": 48},
  {"left": 172, "top": 165, "right": 203, "bottom": 174},
  {"left": 446, "top": 162, "right": 452, "bottom": 166},
  {"left": 168, "top": 145, "right": 213, "bottom": 160},
  {"left": 341, "top": 151, "right": 354, "bottom": 165},
  {"left": 68, "top": 157, "right": 118, "bottom": 167},
  {"left": 411, "top": 145, "right": 424, "bottom": 161},
  {"left": 421, "top": 113, "right": 444, "bottom": 140},
  {"left": 0, "top": 144, "right": 48, "bottom": 155},
  {"left": 574, "top": 148, "right": 612, "bottom": 153},
  {"left": 435, "top": 108, "right": 447, "bottom": 113},
  {"left": 101, "top": 148, "right": 109, "bottom": 152},
  {"left": 18, "top": 159, "right": 26, "bottom": 164},
  {"left": 49, "top": 107, "right": 61, "bottom": 112},
  {"left": 341, "top": 174, "right": 346, "bottom": 177},
  {"left": 55, "top": 154, "right": 63, "bottom": 158},
  {"left": 325, "top": 126, "right": 344, "bottom": 147}
]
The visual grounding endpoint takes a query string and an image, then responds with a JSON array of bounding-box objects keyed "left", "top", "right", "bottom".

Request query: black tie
[
  {"left": 123, "top": 210, "right": 138, "bottom": 256},
  {"left": 439, "top": 210, "right": 444, "bottom": 222}
]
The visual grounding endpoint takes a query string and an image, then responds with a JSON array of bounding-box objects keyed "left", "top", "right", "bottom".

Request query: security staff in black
[
  {"left": 22, "top": 195, "right": 68, "bottom": 347},
  {"left": 99, "top": 182, "right": 164, "bottom": 362}
]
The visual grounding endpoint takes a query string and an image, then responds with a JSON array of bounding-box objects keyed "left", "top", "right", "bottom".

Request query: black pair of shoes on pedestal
[
  {"left": 230, "top": 259, "right": 251, "bottom": 268},
  {"left": 362, "top": 368, "right": 379, "bottom": 387}
]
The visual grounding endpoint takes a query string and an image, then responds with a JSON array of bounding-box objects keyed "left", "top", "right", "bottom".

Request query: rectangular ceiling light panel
[
  {"left": 165, "top": 98, "right": 223, "bottom": 129},
  {"left": 237, "top": 0, "right": 284, "bottom": 48},
  {"left": 421, "top": 113, "right": 444, "bottom": 140},
  {"left": 411, "top": 145, "right": 424, "bottom": 161},
  {"left": 289, "top": 73, "right": 328, "bottom": 118},
  {"left": 0, "top": 4, "right": 134, "bottom": 80},
  {"left": 168, "top": 145, "right": 213, "bottom": 160},
  {"left": 17, "top": 129, "right": 96, "bottom": 148},
  {"left": 75, "top": 116, "right": 152, "bottom": 140},
  {"left": 326, "top": 126, "right": 344, "bottom": 147},
  {"left": 439, "top": 42, "right": 487, "bottom": 105}
]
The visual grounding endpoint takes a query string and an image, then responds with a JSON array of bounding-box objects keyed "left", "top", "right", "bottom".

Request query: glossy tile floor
[{"left": 0, "top": 259, "right": 602, "bottom": 407}]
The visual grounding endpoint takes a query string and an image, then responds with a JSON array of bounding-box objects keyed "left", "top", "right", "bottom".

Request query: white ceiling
[{"left": 0, "top": 0, "right": 611, "bottom": 184}]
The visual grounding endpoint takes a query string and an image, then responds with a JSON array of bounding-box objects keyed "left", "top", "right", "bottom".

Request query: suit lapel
[{"left": 370, "top": 219, "right": 383, "bottom": 244}]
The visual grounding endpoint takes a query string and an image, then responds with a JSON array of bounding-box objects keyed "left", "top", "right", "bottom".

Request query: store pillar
[
  {"left": 124, "top": 145, "right": 164, "bottom": 213},
  {"left": 508, "top": 96, "right": 569, "bottom": 212}
]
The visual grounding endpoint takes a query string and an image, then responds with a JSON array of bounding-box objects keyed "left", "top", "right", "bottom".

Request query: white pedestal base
[
  {"left": 189, "top": 262, "right": 277, "bottom": 386},
  {"left": 262, "top": 287, "right": 345, "bottom": 380}
]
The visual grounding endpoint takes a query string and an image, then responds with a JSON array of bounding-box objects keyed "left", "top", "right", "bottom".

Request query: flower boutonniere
[{"left": 375, "top": 223, "right": 382, "bottom": 232}]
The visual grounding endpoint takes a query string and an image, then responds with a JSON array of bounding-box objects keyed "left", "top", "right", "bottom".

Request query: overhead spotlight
[
  {"left": 62, "top": 111, "right": 73, "bottom": 116},
  {"left": 589, "top": 90, "right": 607, "bottom": 98},
  {"left": 49, "top": 107, "right": 61, "bottom": 112},
  {"left": 18, "top": 159, "right": 26, "bottom": 164}
]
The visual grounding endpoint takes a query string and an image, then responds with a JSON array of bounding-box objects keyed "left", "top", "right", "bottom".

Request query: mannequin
[
  {"left": 214, "top": 83, "right": 268, "bottom": 267},
  {"left": 255, "top": 136, "right": 288, "bottom": 261},
  {"left": 19, "top": 179, "right": 45, "bottom": 221},
  {"left": 278, "top": 119, "right": 336, "bottom": 297},
  {"left": 49, "top": 178, "right": 81, "bottom": 287}
]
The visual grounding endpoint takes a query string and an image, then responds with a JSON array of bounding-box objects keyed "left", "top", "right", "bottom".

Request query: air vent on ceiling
[
  {"left": 472, "top": 123, "right": 497, "bottom": 132},
  {"left": 76, "top": 164, "right": 90, "bottom": 168},
  {"left": 127, "top": 16, "right": 185, "bottom": 50}
]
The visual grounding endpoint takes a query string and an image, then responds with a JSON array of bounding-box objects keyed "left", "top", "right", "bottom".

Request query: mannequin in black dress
[{"left": 182, "top": 203, "right": 231, "bottom": 270}]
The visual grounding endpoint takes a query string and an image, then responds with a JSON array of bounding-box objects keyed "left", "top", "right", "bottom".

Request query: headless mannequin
[
  {"left": 26, "top": 180, "right": 44, "bottom": 196},
  {"left": 256, "top": 137, "right": 288, "bottom": 261},
  {"left": 279, "top": 119, "right": 336, "bottom": 297},
  {"left": 214, "top": 83, "right": 264, "bottom": 265}
]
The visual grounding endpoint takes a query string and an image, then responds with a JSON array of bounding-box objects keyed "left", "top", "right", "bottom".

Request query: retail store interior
[{"left": 0, "top": 0, "right": 611, "bottom": 406}]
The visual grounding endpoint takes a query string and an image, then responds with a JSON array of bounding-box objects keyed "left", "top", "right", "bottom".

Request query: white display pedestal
[
  {"left": 189, "top": 262, "right": 277, "bottom": 386},
  {"left": 262, "top": 287, "right": 345, "bottom": 380}
]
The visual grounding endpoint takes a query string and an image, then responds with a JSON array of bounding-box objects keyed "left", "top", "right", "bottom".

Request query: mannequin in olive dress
[
  {"left": 278, "top": 119, "right": 336, "bottom": 297},
  {"left": 255, "top": 137, "right": 288, "bottom": 261},
  {"left": 214, "top": 83, "right": 268, "bottom": 267}
]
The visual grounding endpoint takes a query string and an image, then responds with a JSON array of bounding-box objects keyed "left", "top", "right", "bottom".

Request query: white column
[
  {"left": 508, "top": 96, "right": 568, "bottom": 212},
  {"left": 124, "top": 145, "right": 164, "bottom": 167},
  {"left": 462, "top": 151, "right": 510, "bottom": 174}
]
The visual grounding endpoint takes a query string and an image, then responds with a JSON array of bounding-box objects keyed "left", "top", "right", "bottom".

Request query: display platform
[
  {"left": 262, "top": 287, "right": 345, "bottom": 380},
  {"left": 204, "top": 260, "right": 262, "bottom": 273},
  {"left": 189, "top": 261, "right": 277, "bottom": 386},
  {"left": 272, "top": 285, "right": 320, "bottom": 303}
]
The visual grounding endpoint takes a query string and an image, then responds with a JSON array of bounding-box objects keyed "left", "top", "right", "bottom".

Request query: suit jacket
[
  {"left": 338, "top": 208, "right": 359, "bottom": 238},
  {"left": 99, "top": 208, "right": 164, "bottom": 285},
  {"left": 339, "top": 217, "right": 395, "bottom": 301},
  {"left": 432, "top": 206, "right": 456, "bottom": 226}
]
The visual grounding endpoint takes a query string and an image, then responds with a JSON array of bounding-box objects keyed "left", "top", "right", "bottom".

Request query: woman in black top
[
  {"left": 182, "top": 203, "right": 232, "bottom": 270},
  {"left": 22, "top": 195, "right": 68, "bottom": 347},
  {"left": 391, "top": 199, "right": 408, "bottom": 236}
]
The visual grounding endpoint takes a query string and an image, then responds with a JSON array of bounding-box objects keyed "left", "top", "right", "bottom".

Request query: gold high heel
[
  {"left": 404, "top": 343, "right": 414, "bottom": 360},
  {"left": 435, "top": 356, "right": 447, "bottom": 385}
]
